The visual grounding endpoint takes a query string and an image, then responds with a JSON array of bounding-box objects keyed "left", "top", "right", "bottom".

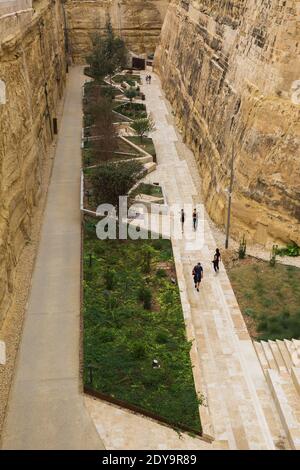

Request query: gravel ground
[{"left": 0, "top": 95, "right": 66, "bottom": 443}]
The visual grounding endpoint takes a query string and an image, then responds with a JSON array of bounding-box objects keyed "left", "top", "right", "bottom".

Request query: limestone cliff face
[
  {"left": 64, "top": 0, "right": 170, "bottom": 63},
  {"left": 155, "top": 0, "right": 300, "bottom": 246},
  {"left": 0, "top": 0, "right": 66, "bottom": 325}
]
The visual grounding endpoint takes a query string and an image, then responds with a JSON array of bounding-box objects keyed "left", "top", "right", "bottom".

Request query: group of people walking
[
  {"left": 180, "top": 208, "right": 199, "bottom": 232},
  {"left": 180, "top": 209, "right": 221, "bottom": 289},
  {"left": 145, "top": 74, "right": 152, "bottom": 84},
  {"left": 192, "top": 249, "right": 221, "bottom": 292}
]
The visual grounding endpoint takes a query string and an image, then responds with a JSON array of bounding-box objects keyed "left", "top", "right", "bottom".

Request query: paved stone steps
[
  {"left": 292, "top": 368, "right": 300, "bottom": 395},
  {"left": 254, "top": 339, "right": 300, "bottom": 449},
  {"left": 276, "top": 340, "right": 293, "bottom": 371},
  {"left": 266, "top": 369, "right": 300, "bottom": 450},
  {"left": 254, "top": 339, "right": 300, "bottom": 374}
]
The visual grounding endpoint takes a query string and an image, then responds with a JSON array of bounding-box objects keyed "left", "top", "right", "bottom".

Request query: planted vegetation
[
  {"left": 226, "top": 258, "right": 300, "bottom": 340},
  {"left": 83, "top": 217, "right": 201, "bottom": 431},
  {"left": 126, "top": 136, "right": 156, "bottom": 157},
  {"left": 131, "top": 183, "right": 163, "bottom": 199},
  {"left": 114, "top": 102, "right": 147, "bottom": 120}
]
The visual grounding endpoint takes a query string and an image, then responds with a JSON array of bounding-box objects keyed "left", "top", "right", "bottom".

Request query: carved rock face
[
  {"left": 0, "top": 2, "right": 66, "bottom": 326},
  {"left": 64, "top": 0, "right": 170, "bottom": 61},
  {"left": 155, "top": 0, "right": 300, "bottom": 247}
]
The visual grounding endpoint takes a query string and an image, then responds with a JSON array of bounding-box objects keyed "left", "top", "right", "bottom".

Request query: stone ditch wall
[
  {"left": 155, "top": 0, "right": 300, "bottom": 246},
  {"left": 64, "top": 0, "right": 170, "bottom": 63},
  {"left": 0, "top": 0, "right": 66, "bottom": 326}
]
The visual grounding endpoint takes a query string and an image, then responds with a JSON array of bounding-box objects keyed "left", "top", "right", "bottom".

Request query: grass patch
[
  {"left": 226, "top": 258, "right": 300, "bottom": 340},
  {"left": 126, "top": 136, "right": 156, "bottom": 157},
  {"left": 113, "top": 74, "right": 141, "bottom": 85},
  {"left": 114, "top": 103, "right": 147, "bottom": 120},
  {"left": 83, "top": 217, "right": 201, "bottom": 432},
  {"left": 83, "top": 138, "right": 143, "bottom": 167},
  {"left": 131, "top": 183, "right": 163, "bottom": 199}
]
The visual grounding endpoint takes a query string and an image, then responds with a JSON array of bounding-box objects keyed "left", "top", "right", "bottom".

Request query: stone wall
[
  {"left": 64, "top": 0, "right": 170, "bottom": 63},
  {"left": 155, "top": 0, "right": 300, "bottom": 246},
  {"left": 0, "top": 0, "right": 66, "bottom": 326}
]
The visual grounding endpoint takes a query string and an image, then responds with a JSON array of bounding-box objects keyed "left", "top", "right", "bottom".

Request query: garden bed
[
  {"left": 113, "top": 102, "right": 147, "bottom": 120},
  {"left": 113, "top": 74, "right": 141, "bottom": 85},
  {"left": 83, "top": 137, "right": 144, "bottom": 167},
  {"left": 225, "top": 256, "right": 300, "bottom": 340},
  {"left": 131, "top": 183, "right": 163, "bottom": 200},
  {"left": 126, "top": 136, "right": 156, "bottom": 157},
  {"left": 82, "top": 216, "right": 201, "bottom": 432}
]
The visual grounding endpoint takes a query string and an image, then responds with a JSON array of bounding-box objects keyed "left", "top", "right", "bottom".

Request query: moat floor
[
  {"left": 138, "top": 71, "right": 287, "bottom": 450},
  {"left": 1, "top": 67, "right": 290, "bottom": 450},
  {"left": 1, "top": 67, "right": 104, "bottom": 450}
]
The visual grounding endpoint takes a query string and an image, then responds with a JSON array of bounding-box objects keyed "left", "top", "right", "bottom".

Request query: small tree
[
  {"left": 92, "top": 160, "right": 145, "bottom": 208},
  {"left": 124, "top": 87, "right": 138, "bottom": 107},
  {"left": 86, "top": 18, "right": 128, "bottom": 82},
  {"left": 131, "top": 115, "right": 155, "bottom": 142}
]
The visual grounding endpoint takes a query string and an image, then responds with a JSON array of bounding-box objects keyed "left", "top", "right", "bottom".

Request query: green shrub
[
  {"left": 131, "top": 341, "right": 146, "bottom": 359},
  {"left": 238, "top": 235, "right": 247, "bottom": 259},
  {"left": 276, "top": 243, "right": 300, "bottom": 257},
  {"left": 257, "top": 319, "right": 268, "bottom": 332},
  {"left": 261, "top": 298, "right": 273, "bottom": 308},
  {"left": 156, "top": 331, "right": 169, "bottom": 344},
  {"left": 156, "top": 268, "right": 167, "bottom": 278},
  {"left": 104, "top": 269, "right": 116, "bottom": 290},
  {"left": 254, "top": 278, "right": 264, "bottom": 295},
  {"left": 138, "top": 286, "right": 152, "bottom": 310},
  {"left": 99, "top": 329, "right": 115, "bottom": 343},
  {"left": 244, "top": 308, "right": 256, "bottom": 318}
]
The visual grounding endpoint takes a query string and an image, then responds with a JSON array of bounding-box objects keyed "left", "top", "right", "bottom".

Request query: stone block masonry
[
  {"left": 0, "top": 0, "right": 67, "bottom": 327},
  {"left": 155, "top": 0, "right": 300, "bottom": 247}
]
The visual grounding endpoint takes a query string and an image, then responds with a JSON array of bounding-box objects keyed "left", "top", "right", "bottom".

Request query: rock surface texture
[
  {"left": 65, "top": 0, "right": 170, "bottom": 63},
  {"left": 0, "top": 0, "right": 66, "bottom": 326},
  {"left": 155, "top": 0, "right": 300, "bottom": 247}
]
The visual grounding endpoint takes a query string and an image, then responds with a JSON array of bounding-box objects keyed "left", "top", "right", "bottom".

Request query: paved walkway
[
  {"left": 1, "top": 67, "right": 104, "bottom": 449},
  {"left": 141, "top": 72, "right": 287, "bottom": 450},
  {"left": 85, "top": 396, "right": 228, "bottom": 450}
]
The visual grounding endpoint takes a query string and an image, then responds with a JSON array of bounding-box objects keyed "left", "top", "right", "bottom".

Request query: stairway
[{"left": 253, "top": 339, "right": 300, "bottom": 449}]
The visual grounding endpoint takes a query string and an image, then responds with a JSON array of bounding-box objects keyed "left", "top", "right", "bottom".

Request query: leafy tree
[
  {"left": 131, "top": 115, "right": 155, "bottom": 142},
  {"left": 91, "top": 160, "right": 145, "bottom": 208},
  {"left": 124, "top": 87, "right": 138, "bottom": 106},
  {"left": 87, "top": 87, "right": 117, "bottom": 161},
  {"left": 86, "top": 18, "right": 128, "bottom": 82}
]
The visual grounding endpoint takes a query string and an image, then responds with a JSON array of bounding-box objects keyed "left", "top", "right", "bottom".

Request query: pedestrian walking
[
  {"left": 192, "top": 208, "right": 198, "bottom": 231},
  {"left": 192, "top": 262, "right": 203, "bottom": 292},
  {"left": 149, "top": 74, "right": 152, "bottom": 84},
  {"left": 212, "top": 248, "right": 221, "bottom": 273},
  {"left": 180, "top": 209, "right": 185, "bottom": 232}
]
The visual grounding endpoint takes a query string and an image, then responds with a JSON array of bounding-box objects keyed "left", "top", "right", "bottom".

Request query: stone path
[
  {"left": 141, "top": 72, "right": 288, "bottom": 450},
  {"left": 1, "top": 67, "right": 104, "bottom": 450},
  {"left": 85, "top": 396, "right": 229, "bottom": 450}
]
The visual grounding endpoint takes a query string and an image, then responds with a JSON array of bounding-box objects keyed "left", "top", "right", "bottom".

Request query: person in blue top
[{"left": 192, "top": 262, "right": 203, "bottom": 292}]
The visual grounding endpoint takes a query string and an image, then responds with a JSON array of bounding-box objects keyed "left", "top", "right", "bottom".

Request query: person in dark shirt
[
  {"left": 180, "top": 209, "right": 185, "bottom": 232},
  {"left": 192, "top": 262, "right": 203, "bottom": 292},
  {"left": 192, "top": 209, "right": 198, "bottom": 231},
  {"left": 212, "top": 248, "right": 221, "bottom": 273}
]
